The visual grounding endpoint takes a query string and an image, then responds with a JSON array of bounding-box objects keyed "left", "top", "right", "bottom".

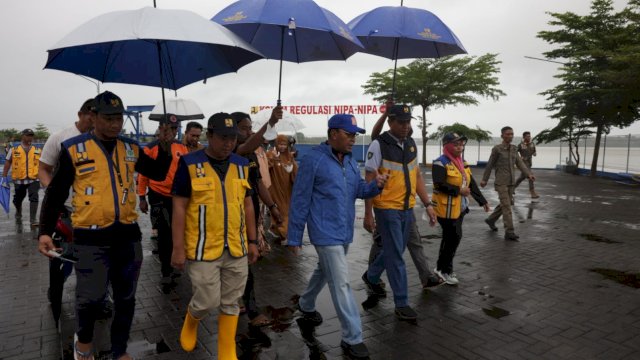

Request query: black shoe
[
  {"left": 362, "top": 271, "right": 386, "bottom": 297},
  {"left": 423, "top": 274, "right": 444, "bottom": 289},
  {"left": 299, "top": 310, "right": 323, "bottom": 327},
  {"left": 341, "top": 341, "right": 370, "bottom": 359},
  {"left": 504, "top": 233, "right": 520, "bottom": 241},
  {"left": 394, "top": 306, "right": 418, "bottom": 321},
  {"left": 484, "top": 219, "right": 498, "bottom": 231}
]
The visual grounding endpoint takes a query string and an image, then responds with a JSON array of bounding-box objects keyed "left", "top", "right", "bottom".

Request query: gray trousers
[{"left": 368, "top": 210, "right": 432, "bottom": 285}]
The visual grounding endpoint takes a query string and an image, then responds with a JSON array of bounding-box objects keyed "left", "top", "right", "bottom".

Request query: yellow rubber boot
[
  {"left": 217, "top": 314, "right": 239, "bottom": 360},
  {"left": 180, "top": 309, "right": 200, "bottom": 352}
]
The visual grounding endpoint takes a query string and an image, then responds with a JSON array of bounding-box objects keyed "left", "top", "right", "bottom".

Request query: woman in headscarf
[
  {"left": 431, "top": 133, "right": 490, "bottom": 285},
  {"left": 267, "top": 134, "right": 298, "bottom": 242}
]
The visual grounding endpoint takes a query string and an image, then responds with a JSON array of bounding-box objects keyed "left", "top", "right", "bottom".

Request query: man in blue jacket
[{"left": 288, "top": 114, "right": 387, "bottom": 359}]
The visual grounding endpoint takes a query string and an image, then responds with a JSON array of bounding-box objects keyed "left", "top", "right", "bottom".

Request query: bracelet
[{"left": 248, "top": 240, "right": 258, "bottom": 245}]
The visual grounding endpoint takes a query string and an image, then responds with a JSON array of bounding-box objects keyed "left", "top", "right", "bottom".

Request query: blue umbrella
[
  {"left": 45, "top": 6, "right": 263, "bottom": 117},
  {"left": 212, "top": 0, "right": 364, "bottom": 105},
  {"left": 0, "top": 177, "right": 10, "bottom": 214},
  {"left": 348, "top": 4, "right": 466, "bottom": 97}
]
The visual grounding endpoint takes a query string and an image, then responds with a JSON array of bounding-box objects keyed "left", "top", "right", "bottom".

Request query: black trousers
[
  {"left": 74, "top": 241, "right": 142, "bottom": 358},
  {"left": 148, "top": 189, "right": 173, "bottom": 278},
  {"left": 436, "top": 213, "right": 465, "bottom": 275},
  {"left": 13, "top": 181, "right": 39, "bottom": 207}
]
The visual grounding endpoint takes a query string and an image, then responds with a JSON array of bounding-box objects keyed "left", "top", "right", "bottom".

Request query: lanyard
[{"left": 112, "top": 146, "right": 128, "bottom": 204}]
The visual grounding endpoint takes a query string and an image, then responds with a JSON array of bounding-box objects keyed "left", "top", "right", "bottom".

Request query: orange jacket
[{"left": 137, "top": 140, "right": 187, "bottom": 197}]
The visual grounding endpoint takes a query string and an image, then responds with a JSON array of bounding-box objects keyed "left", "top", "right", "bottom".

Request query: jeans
[
  {"left": 367, "top": 208, "right": 413, "bottom": 307},
  {"left": 368, "top": 210, "right": 433, "bottom": 285},
  {"left": 74, "top": 241, "right": 143, "bottom": 358},
  {"left": 299, "top": 244, "right": 362, "bottom": 345}
]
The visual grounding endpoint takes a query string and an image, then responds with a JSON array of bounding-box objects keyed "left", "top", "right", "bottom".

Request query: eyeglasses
[{"left": 339, "top": 129, "right": 358, "bottom": 138}]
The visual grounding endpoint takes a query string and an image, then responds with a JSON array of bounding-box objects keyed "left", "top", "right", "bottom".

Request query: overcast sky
[{"left": 1, "top": 0, "right": 637, "bottom": 138}]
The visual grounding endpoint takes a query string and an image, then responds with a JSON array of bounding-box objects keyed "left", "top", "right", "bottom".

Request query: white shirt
[
  {"left": 40, "top": 125, "right": 81, "bottom": 166},
  {"left": 365, "top": 134, "right": 405, "bottom": 173}
]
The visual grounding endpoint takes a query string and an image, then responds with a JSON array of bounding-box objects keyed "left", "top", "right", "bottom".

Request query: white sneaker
[{"left": 434, "top": 268, "right": 459, "bottom": 285}]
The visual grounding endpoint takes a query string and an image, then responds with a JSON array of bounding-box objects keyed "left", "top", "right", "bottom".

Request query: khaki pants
[
  {"left": 487, "top": 185, "right": 515, "bottom": 234},
  {"left": 187, "top": 250, "right": 248, "bottom": 319}
]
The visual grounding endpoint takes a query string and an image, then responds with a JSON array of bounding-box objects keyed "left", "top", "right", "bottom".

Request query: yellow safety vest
[
  {"left": 431, "top": 156, "right": 473, "bottom": 219},
  {"left": 183, "top": 151, "right": 251, "bottom": 261},
  {"left": 372, "top": 132, "right": 418, "bottom": 210},
  {"left": 63, "top": 134, "right": 139, "bottom": 229},
  {"left": 10, "top": 145, "right": 41, "bottom": 180}
]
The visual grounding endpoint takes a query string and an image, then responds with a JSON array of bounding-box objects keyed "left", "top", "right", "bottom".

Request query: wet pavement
[{"left": 1, "top": 168, "right": 639, "bottom": 359}]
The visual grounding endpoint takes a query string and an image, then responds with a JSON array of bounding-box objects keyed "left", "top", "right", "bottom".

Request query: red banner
[{"left": 251, "top": 105, "right": 386, "bottom": 115}]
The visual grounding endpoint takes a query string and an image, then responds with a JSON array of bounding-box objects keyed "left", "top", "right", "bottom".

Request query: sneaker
[
  {"left": 299, "top": 310, "right": 323, "bottom": 327},
  {"left": 340, "top": 340, "right": 370, "bottom": 359},
  {"left": 361, "top": 271, "right": 386, "bottom": 297},
  {"left": 433, "top": 268, "right": 459, "bottom": 285},
  {"left": 394, "top": 306, "right": 418, "bottom": 321},
  {"left": 504, "top": 233, "right": 520, "bottom": 241},
  {"left": 484, "top": 219, "right": 498, "bottom": 231},
  {"left": 530, "top": 190, "right": 540, "bottom": 199},
  {"left": 423, "top": 274, "right": 444, "bottom": 289}
]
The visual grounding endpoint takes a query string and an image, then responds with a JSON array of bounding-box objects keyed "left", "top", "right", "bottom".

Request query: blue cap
[{"left": 328, "top": 114, "right": 365, "bottom": 134}]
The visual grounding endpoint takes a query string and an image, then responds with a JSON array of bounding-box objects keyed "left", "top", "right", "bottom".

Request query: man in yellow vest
[
  {"left": 171, "top": 113, "right": 259, "bottom": 360},
  {"left": 2, "top": 128, "right": 41, "bottom": 226},
  {"left": 361, "top": 105, "right": 437, "bottom": 322},
  {"left": 37, "top": 91, "right": 173, "bottom": 360}
]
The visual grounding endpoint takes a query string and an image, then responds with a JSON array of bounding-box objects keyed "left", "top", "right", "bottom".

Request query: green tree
[
  {"left": 538, "top": 0, "right": 640, "bottom": 176},
  {"left": 33, "top": 123, "right": 50, "bottom": 141},
  {"left": 0, "top": 128, "right": 20, "bottom": 142},
  {"left": 428, "top": 122, "right": 492, "bottom": 143},
  {"left": 362, "top": 54, "right": 505, "bottom": 165}
]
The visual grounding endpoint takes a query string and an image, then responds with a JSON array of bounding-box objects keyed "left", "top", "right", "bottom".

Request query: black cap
[
  {"left": 92, "top": 91, "right": 124, "bottom": 115},
  {"left": 159, "top": 113, "right": 180, "bottom": 126},
  {"left": 388, "top": 104, "right": 412, "bottom": 121},
  {"left": 207, "top": 112, "right": 238, "bottom": 136},
  {"left": 442, "top": 132, "right": 468, "bottom": 144},
  {"left": 79, "top": 98, "right": 96, "bottom": 113},
  {"left": 21, "top": 128, "right": 34, "bottom": 136}
]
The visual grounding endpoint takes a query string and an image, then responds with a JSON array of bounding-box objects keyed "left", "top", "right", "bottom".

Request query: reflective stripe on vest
[
  {"left": 10, "top": 145, "right": 40, "bottom": 180},
  {"left": 65, "top": 134, "right": 139, "bottom": 229},
  {"left": 183, "top": 152, "right": 250, "bottom": 261},
  {"left": 372, "top": 132, "right": 418, "bottom": 210}
]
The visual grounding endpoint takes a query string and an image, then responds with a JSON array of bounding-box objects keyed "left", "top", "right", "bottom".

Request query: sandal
[
  {"left": 249, "top": 313, "right": 273, "bottom": 327},
  {"left": 73, "top": 334, "right": 94, "bottom": 360}
]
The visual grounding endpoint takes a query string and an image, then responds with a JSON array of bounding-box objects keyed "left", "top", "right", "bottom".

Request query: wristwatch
[{"left": 248, "top": 240, "right": 258, "bottom": 245}]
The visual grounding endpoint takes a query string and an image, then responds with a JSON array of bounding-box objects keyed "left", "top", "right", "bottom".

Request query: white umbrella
[
  {"left": 149, "top": 98, "right": 204, "bottom": 122},
  {"left": 252, "top": 109, "right": 305, "bottom": 134}
]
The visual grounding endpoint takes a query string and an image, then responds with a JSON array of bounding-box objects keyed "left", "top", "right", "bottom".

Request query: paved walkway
[{"left": 1, "top": 169, "right": 639, "bottom": 359}]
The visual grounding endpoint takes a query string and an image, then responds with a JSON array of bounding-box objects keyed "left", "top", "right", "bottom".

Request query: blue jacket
[{"left": 287, "top": 142, "right": 381, "bottom": 247}]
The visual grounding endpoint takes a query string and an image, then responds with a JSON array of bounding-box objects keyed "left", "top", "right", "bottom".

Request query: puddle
[
  {"left": 590, "top": 268, "right": 640, "bottom": 288},
  {"left": 482, "top": 306, "right": 510, "bottom": 319},
  {"left": 579, "top": 233, "right": 621, "bottom": 244}
]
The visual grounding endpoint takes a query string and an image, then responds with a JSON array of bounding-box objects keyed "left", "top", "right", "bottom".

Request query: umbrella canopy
[
  {"left": 149, "top": 98, "right": 205, "bottom": 121},
  {"left": 45, "top": 7, "right": 264, "bottom": 91},
  {"left": 212, "top": 0, "right": 364, "bottom": 104},
  {"left": 252, "top": 108, "right": 305, "bottom": 134},
  {"left": 348, "top": 6, "right": 466, "bottom": 60},
  {"left": 0, "top": 177, "right": 10, "bottom": 214},
  {"left": 348, "top": 6, "right": 466, "bottom": 97}
]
